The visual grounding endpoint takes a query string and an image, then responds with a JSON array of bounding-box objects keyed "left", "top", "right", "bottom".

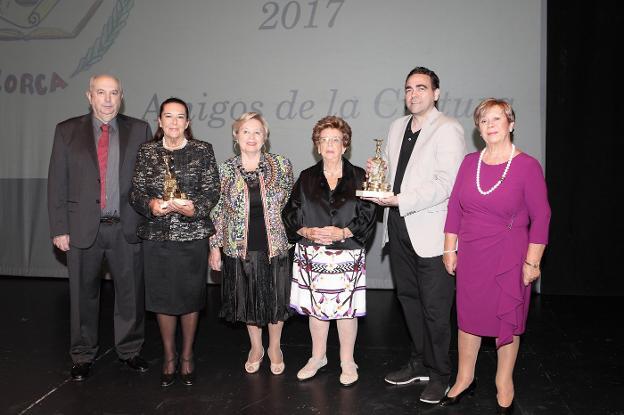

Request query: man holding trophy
[{"left": 362, "top": 67, "right": 466, "bottom": 404}]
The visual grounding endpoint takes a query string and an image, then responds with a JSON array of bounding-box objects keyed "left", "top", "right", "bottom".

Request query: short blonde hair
[
  {"left": 232, "top": 112, "right": 270, "bottom": 139},
  {"left": 473, "top": 98, "right": 515, "bottom": 127}
]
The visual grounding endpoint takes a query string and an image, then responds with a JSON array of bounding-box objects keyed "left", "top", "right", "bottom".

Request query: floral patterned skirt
[{"left": 290, "top": 243, "right": 366, "bottom": 320}]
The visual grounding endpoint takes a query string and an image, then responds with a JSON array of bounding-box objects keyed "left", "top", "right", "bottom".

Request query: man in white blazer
[{"left": 369, "top": 67, "right": 465, "bottom": 404}]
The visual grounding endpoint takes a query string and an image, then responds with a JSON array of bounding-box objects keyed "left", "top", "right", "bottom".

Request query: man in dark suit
[{"left": 48, "top": 74, "right": 152, "bottom": 381}]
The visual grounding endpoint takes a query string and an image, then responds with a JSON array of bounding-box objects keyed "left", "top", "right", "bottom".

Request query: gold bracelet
[{"left": 524, "top": 259, "right": 539, "bottom": 269}]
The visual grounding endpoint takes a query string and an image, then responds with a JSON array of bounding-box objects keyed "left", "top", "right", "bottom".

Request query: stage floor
[{"left": 0, "top": 276, "right": 621, "bottom": 415}]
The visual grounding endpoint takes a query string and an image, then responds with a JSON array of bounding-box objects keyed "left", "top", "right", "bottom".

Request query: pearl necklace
[
  {"left": 476, "top": 144, "right": 515, "bottom": 195},
  {"left": 323, "top": 161, "right": 343, "bottom": 176},
  {"left": 163, "top": 137, "right": 187, "bottom": 151}
]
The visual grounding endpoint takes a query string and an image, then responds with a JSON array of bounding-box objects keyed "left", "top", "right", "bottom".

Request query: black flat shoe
[
  {"left": 439, "top": 379, "right": 477, "bottom": 407},
  {"left": 497, "top": 400, "right": 514, "bottom": 414},
  {"left": 70, "top": 362, "right": 92, "bottom": 381},
  {"left": 180, "top": 356, "right": 195, "bottom": 386}
]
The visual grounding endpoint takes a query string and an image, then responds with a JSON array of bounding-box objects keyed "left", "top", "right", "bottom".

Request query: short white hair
[{"left": 88, "top": 74, "right": 123, "bottom": 93}]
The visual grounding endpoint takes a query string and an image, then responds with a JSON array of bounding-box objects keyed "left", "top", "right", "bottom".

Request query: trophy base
[
  {"left": 356, "top": 190, "right": 394, "bottom": 198},
  {"left": 161, "top": 198, "right": 189, "bottom": 209}
]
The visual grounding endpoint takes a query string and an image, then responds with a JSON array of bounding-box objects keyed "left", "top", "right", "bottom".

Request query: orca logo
[{"left": 0, "top": 0, "right": 133, "bottom": 95}]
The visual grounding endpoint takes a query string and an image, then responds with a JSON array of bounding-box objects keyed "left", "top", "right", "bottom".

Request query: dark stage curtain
[{"left": 544, "top": 2, "right": 622, "bottom": 295}]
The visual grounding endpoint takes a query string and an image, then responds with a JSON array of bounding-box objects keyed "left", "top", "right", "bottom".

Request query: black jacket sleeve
[{"left": 345, "top": 190, "right": 377, "bottom": 246}]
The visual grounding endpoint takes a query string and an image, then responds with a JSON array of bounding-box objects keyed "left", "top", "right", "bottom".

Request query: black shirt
[
  {"left": 246, "top": 180, "right": 269, "bottom": 252},
  {"left": 392, "top": 117, "right": 421, "bottom": 193}
]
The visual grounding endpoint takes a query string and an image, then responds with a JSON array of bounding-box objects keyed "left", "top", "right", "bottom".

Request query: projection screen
[{"left": 0, "top": 0, "right": 546, "bottom": 288}]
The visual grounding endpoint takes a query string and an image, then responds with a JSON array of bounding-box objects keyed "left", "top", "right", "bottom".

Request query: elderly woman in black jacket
[
  {"left": 282, "top": 115, "right": 376, "bottom": 387},
  {"left": 131, "top": 97, "right": 220, "bottom": 387}
]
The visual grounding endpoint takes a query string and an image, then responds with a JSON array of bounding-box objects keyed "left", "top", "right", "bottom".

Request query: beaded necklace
[{"left": 476, "top": 144, "right": 515, "bottom": 195}]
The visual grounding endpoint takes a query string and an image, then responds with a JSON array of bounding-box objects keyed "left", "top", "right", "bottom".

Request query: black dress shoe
[
  {"left": 497, "top": 400, "right": 514, "bottom": 414},
  {"left": 120, "top": 355, "right": 149, "bottom": 372},
  {"left": 180, "top": 356, "right": 195, "bottom": 386},
  {"left": 71, "top": 362, "right": 92, "bottom": 381},
  {"left": 439, "top": 379, "right": 477, "bottom": 406}
]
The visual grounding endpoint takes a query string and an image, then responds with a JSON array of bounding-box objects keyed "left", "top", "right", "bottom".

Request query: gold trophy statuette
[
  {"left": 161, "top": 155, "right": 187, "bottom": 208},
  {"left": 356, "top": 138, "right": 394, "bottom": 198}
]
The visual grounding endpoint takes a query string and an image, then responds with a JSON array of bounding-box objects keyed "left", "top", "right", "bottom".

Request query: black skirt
[
  {"left": 220, "top": 250, "right": 292, "bottom": 326},
  {"left": 144, "top": 238, "right": 208, "bottom": 315}
]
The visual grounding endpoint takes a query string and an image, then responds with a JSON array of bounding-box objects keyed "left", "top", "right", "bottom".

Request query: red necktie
[{"left": 97, "top": 124, "right": 109, "bottom": 209}]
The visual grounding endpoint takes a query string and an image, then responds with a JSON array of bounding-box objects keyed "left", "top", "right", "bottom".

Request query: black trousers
[
  {"left": 66, "top": 222, "right": 145, "bottom": 363},
  {"left": 387, "top": 209, "right": 454, "bottom": 383}
]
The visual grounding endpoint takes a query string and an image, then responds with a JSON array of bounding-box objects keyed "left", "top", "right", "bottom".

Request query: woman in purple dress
[{"left": 439, "top": 99, "right": 550, "bottom": 413}]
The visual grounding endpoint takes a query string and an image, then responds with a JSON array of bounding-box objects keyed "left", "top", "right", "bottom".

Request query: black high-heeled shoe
[
  {"left": 438, "top": 379, "right": 477, "bottom": 406},
  {"left": 497, "top": 400, "right": 514, "bottom": 414},
  {"left": 160, "top": 356, "right": 177, "bottom": 387},
  {"left": 180, "top": 355, "right": 195, "bottom": 386}
]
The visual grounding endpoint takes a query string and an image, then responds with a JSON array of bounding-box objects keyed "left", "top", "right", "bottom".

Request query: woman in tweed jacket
[{"left": 131, "top": 97, "right": 219, "bottom": 386}]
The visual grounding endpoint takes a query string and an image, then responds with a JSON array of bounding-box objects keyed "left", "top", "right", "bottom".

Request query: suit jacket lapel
[
  {"left": 117, "top": 114, "right": 130, "bottom": 172},
  {"left": 80, "top": 115, "right": 99, "bottom": 170}
]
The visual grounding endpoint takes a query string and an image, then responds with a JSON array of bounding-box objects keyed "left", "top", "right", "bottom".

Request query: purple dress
[{"left": 444, "top": 152, "right": 550, "bottom": 347}]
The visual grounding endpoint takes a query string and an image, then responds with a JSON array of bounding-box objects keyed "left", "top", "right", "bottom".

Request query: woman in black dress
[
  {"left": 282, "top": 116, "right": 376, "bottom": 386},
  {"left": 131, "top": 97, "right": 220, "bottom": 386}
]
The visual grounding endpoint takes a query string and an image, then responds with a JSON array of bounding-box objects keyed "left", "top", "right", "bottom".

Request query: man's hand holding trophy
[{"left": 357, "top": 139, "right": 398, "bottom": 206}]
